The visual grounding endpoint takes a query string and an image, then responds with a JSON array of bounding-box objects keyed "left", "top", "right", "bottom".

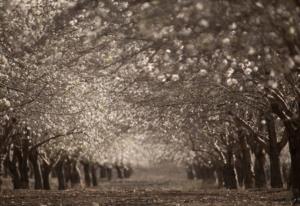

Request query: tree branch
[
  {"left": 30, "top": 129, "right": 82, "bottom": 152},
  {"left": 230, "top": 113, "right": 269, "bottom": 151}
]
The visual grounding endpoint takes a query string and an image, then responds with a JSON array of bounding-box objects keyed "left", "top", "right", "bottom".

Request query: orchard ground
[{"left": 0, "top": 164, "right": 291, "bottom": 206}]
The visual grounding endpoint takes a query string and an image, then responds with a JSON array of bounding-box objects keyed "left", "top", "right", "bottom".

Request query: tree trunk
[
  {"left": 124, "top": 164, "right": 133, "bottom": 178},
  {"left": 64, "top": 159, "right": 72, "bottom": 187},
  {"left": 55, "top": 158, "right": 66, "bottom": 190},
  {"left": 28, "top": 163, "right": 34, "bottom": 179},
  {"left": 3, "top": 160, "right": 9, "bottom": 178},
  {"left": 29, "top": 149, "right": 43, "bottom": 190},
  {"left": 266, "top": 114, "right": 283, "bottom": 188},
  {"left": 70, "top": 160, "right": 81, "bottom": 187},
  {"left": 41, "top": 162, "right": 52, "bottom": 190},
  {"left": 234, "top": 153, "right": 244, "bottom": 188},
  {"left": 4, "top": 155, "right": 21, "bottom": 189},
  {"left": 288, "top": 166, "right": 292, "bottom": 190},
  {"left": 269, "top": 144, "right": 283, "bottom": 188},
  {"left": 192, "top": 163, "right": 200, "bottom": 179},
  {"left": 115, "top": 165, "right": 123, "bottom": 179},
  {"left": 107, "top": 166, "right": 112, "bottom": 181},
  {"left": 223, "top": 164, "right": 237, "bottom": 189},
  {"left": 215, "top": 167, "right": 224, "bottom": 188},
  {"left": 287, "top": 124, "right": 300, "bottom": 200},
  {"left": 124, "top": 165, "right": 133, "bottom": 178},
  {"left": 99, "top": 165, "right": 107, "bottom": 178},
  {"left": 223, "top": 148, "right": 237, "bottom": 189},
  {"left": 15, "top": 139, "right": 30, "bottom": 189},
  {"left": 91, "top": 163, "right": 98, "bottom": 186},
  {"left": 242, "top": 147, "right": 254, "bottom": 189},
  {"left": 82, "top": 161, "right": 91, "bottom": 187},
  {"left": 253, "top": 145, "right": 267, "bottom": 188},
  {"left": 203, "top": 167, "right": 216, "bottom": 184},
  {"left": 186, "top": 165, "right": 194, "bottom": 179},
  {"left": 0, "top": 155, "right": 4, "bottom": 190},
  {"left": 237, "top": 131, "right": 254, "bottom": 189}
]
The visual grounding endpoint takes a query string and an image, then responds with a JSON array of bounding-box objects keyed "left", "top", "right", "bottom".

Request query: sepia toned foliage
[{"left": 0, "top": 0, "right": 300, "bottom": 203}]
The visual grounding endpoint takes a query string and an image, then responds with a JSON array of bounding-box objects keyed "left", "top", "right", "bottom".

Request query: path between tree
[{"left": 0, "top": 180, "right": 291, "bottom": 206}]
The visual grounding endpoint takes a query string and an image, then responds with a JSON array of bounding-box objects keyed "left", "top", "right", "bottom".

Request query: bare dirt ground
[
  {"left": 0, "top": 182, "right": 291, "bottom": 206},
  {"left": 0, "top": 164, "right": 292, "bottom": 206}
]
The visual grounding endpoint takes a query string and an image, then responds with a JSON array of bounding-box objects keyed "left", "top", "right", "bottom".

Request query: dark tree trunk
[
  {"left": 91, "top": 163, "right": 98, "bottom": 186},
  {"left": 41, "top": 162, "right": 52, "bottom": 190},
  {"left": 115, "top": 165, "right": 124, "bottom": 179},
  {"left": 107, "top": 167, "right": 112, "bottom": 181},
  {"left": 215, "top": 167, "right": 224, "bottom": 188},
  {"left": 70, "top": 160, "right": 81, "bottom": 187},
  {"left": 234, "top": 154, "right": 244, "bottom": 187},
  {"left": 253, "top": 145, "right": 267, "bottom": 188},
  {"left": 288, "top": 166, "right": 292, "bottom": 190},
  {"left": 202, "top": 167, "right": 216, "bottom": 184},
  {"left": 202, "top": 167, "right": 209, "bottom": 180},
  {"left": 82, "top": 161, "right": 91, "bottom": 187},
  {"left": 287, "top": 124, "right": 300, "bottom": 200},
  {"left": 16, "top": 139, "right": 30, "bottom": 189},
  {"left": 242, "top": 150, "right": 254, "bottom": 188},
  {"left": 192, "top": 163, "right": 201, "bottom": 179},
  {"left": 124, "top": 165, "right": 133, "bottom": 178},
  {"left": 237, "top": 131, "right": 254, "bottom": 189},
  {"left": 223, "top": 148, "right": 237, "bottom": 189},
  {"left": 29, "top": 149, "right": 43, "bottom": 190},
  {"left": 64, "top": 159, "right": 72, "bottom": 187},
  {"left": 223, "top": 164, "right": 237, "bottom": 189},
  {"left": 55, "top": 158, "right": 66, "bottom": 190},
  {"left": 0, "top": 118, "right": 16, "bottom": 189},
  {"left": 271, "top": 100, "right": 300, "bottom": 199},
  {"left": 4, "top": 155, "right": 21, "bottom": 189},
  {"left": 99, "top": 165, "right": 107, "bottom": 178},
  {"left": 0, "top": 155, "right": 4, "bottom": 190},
  {"left": 266, "top": 114, "right": 283, "bottom": 188},
  {"left": 28, "top": 163, "right": 34, "bottom": 179},
  {"left": 282, "top": 162, "right": 290, "bottom": 188},
  {"left": 51, "top": 169, "right": 57, "bottom": 178},
  {"left": 3, "top": 159, "right": 9, "bottom": 178},
  {"left": 269, "top": 144, "right": 283, "bottom": 188}
]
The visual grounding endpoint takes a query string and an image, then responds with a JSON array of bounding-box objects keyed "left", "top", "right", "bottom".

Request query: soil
[
  {"left": 0, "top": 180, "right": 291, "bottom": 206},
  {"left": 0, "top": 165, "right": 292, "bottom": 206}
]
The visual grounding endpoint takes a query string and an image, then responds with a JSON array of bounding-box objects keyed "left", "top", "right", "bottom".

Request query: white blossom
[
  {"left": 229, "top": 23, "right": 237, "bottom": 30},
  {"left": 244, "top": 68, "right": 252, "bottom": 76},
  {"left": 226, "top": 68, "right": 234, "bottom": 77},
  {"left": 199, "top": 69, "right": 208, "bottom": 77},
  {"left": 171, "top": 74, "right": 180, "bottom": 81},
  {"left": 294, "top": 55, "right": 300, "bottom": 64},
  {"left": 222, "top": 38, "right": 230, "bottom": 45},
  {"left": 200, "top": 19, "right": 209, "bottom": 28},
  {"left": 196, "top": 3, "right": 204, "bottom": 10},
  {"left": 248, "top": 47, "right": 256, "bottom": 55},
  {"left": 226, "top": 78, "right": 238, "bottom": 86}
]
